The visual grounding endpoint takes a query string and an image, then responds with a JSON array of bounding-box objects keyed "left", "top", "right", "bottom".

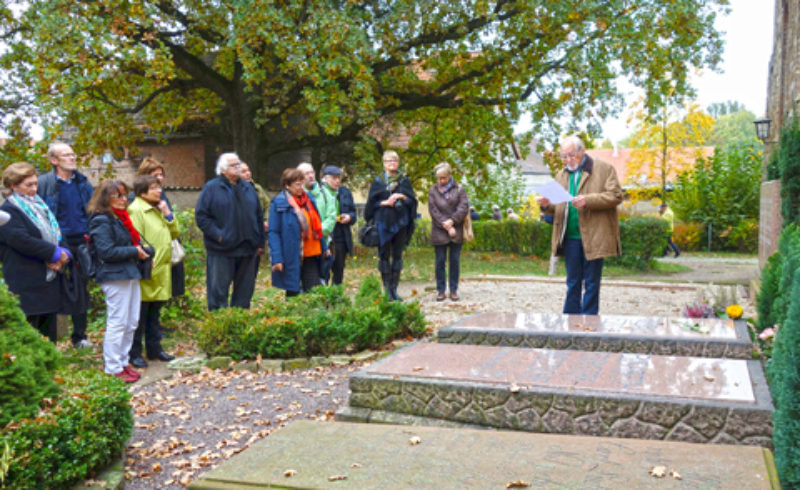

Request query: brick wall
[{"left": 759, "top": 180, "right": 783, "bottom": 269}]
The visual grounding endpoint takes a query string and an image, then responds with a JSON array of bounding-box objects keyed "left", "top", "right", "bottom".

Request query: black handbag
[
  {"left": 75, "top": 235, "right": 97, "bottom": 279},
  {"left": 359, "top": 220, "right": 379, "bottom": 248},
  {"left": 137, "top": 236, "right": 156, "bottom": 280}
]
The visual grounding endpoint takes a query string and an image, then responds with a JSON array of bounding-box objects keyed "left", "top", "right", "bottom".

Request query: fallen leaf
[
  {"left": 509, "top": 384, "right": 521, "bottom": 393},
  {"left": 412, "top": 366, "right": 425, "bottom": 371},
  {"left": 703, "top": 374, "right": 716, "bottom": 382},
  {"left": 506, "top": 480, "right": 531, "bottom": 488},
  {"left": 409, "top": 436, "right": 421, "bottom": 445},
  {"left": 670, "top": 469, "right": 682, "bottom": 480},
  {"left": 152, "top": 462, "right": 162, "bottom": 473},
  {"left": 351, "top": 462, "right": 362, "bottom": 468},
  {"left": 328, "top": 474, "right": 347, "bottom": 481},
  {"left": 649, "top": 465, "right": 667, "bottom": 478},
  {"left": 284, "top": 469, "right": 297, "bottom": 477}
]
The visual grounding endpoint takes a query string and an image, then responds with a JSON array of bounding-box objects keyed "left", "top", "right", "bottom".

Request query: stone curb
[{"left": 74, "top": 453, "right": 124, "bottom": 490}]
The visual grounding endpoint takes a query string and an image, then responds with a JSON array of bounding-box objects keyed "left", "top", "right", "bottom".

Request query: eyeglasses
[
  {"left": 110, "top": 193, "right": 128, "bottom": 199},
  {"left": 228, "top": 162, "right": 242, "bottom": 167},
  {"left": 59, "top": 153, "right": 76, "bottom": 159},
  {"left": 560, "top": 151, "right": 580, "bottom": 159}
]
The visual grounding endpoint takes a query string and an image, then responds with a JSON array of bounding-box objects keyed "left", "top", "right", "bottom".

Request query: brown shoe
[
  {"left": 436, "top": 292, "right": 447, "bottom": 301},
  {"left": 449, "top": 292, "right": 459, "bottom": 301}
]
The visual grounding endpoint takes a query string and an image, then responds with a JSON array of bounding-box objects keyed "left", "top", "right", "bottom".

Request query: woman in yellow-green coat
[{"left": 127, "top": 175, "right": 179, "bottom": 367}]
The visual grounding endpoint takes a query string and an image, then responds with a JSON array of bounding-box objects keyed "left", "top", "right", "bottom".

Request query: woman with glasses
[
  {"left": 428, "top": 162, "right": 469, "bottom": 302},
  {"left": 127, "top": 175, "right": 178, "bottom": 368},
  {"left": 88, "top": 180, "right": 151, "bottom": 383},
  {"left": 364, "top": 150, "right": 417, "bottom": 301},
  {"left": 0, "top": 162, "right": 71, "bottom": 342}
]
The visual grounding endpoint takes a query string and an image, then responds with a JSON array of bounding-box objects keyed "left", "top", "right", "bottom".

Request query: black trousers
[
  {"left": 330, "top": 241, "right": 348, "bottom": 285},
  {"left": 64, "top": 235, "right": 90, "bottom": 345},
  {"left": 28, "top": 313, "right": 58, "bottom": 343},
  {"left": 378, "top": 228, "right": 407, "bottom": 274},
  {"left": 287, "top": 256, "right": 321, "bottom": 297},
  {"left": 129, "top": 300, "right": 164, "bottom": 359}
]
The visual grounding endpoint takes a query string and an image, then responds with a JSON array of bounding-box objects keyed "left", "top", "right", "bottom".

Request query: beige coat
[{"left": 546, "top": 156, "right": 623, "bottom": 260}]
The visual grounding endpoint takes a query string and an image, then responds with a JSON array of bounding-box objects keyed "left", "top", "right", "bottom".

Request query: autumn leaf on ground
[
  {"left": 284, "top": 469, "right": 297, "bottom": 477},
  {"left": 649, "top": 465, "right": 667, "bottom": 478},
  {"left": 409, "top": 436, "right": 421, "bottom": 445},
  {"left": 328, "top": 474, "right": 347, "bottom": 481},
  {"left": 351, "top": 462, "right": 362, "bottom": 468},
  {"left": 703, "top": 374, "right": 716, "bottom": 382},
  {"left": 509, "top": 384, "right": 521, "bottom": 393},
  {"left": 670, "top": 469, "right": 682, "bottom": 480},
  {"left": 506, "top": 480, "right": 531, "bottom": 488}
]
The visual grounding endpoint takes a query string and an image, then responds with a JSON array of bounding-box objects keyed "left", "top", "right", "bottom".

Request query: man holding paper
[{"left": 537, "top": 135, "right": 622, "bottom": 315}]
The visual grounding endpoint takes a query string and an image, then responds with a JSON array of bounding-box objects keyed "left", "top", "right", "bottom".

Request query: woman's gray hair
[
  {"left": 216, "top": 152, "right": 240, "bottom": 175},
  {"left": 434, "top": 162, "right": 452, "bottom": 177},
  {"left": 560, "top": 135, "right": 585, "bottom": 152}
]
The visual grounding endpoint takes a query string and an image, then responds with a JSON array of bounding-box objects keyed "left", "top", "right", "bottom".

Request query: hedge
[
  {"left": 196, "top": 278, "right": 427, "bottom": 359},
  {"left": 761, "top": 224, "right": 800, "bottom": 487},
  {"left": 0, "top": 283, "right": 132, "bottom": 488},
  {"left": 408, "top": 217, "right": 667, "bottom": 270}
]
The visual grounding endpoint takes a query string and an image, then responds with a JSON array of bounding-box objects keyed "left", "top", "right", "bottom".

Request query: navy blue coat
[
  {"left": 88, "top": 213, "right": 142, "bottom": 284},
  {"left": 37, "top": 169, "right": 94, "bottom": 227},
  {"left": 268, "top": 191, "right": 328, "bottom": 292},
  {"left": 331, "top": 186, "right": 357, "bottom": 255},
  {"left": 195, "top": 175, "right": 265, "bottom": 256},
  {"left": 0, "top": 201, "right": 62, "bottom": 315}
]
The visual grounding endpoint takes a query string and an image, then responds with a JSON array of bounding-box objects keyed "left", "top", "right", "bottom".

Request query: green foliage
[
  {"left": 1, "top": 0, "right": 727, "bottom": 184},
  {"left": 0, "top": 117, "right": 49, "bottom": 172},
  {"left": 457, "top": 164, "right": 526, "bottom": 219},
  {"left": 757, "top": 252, "right": 783, "bottom": 334},
  {"left": 1, "top": 369, "right": 132, "bottom": 488},
  {"left": 0, "top": 282, "right": 62, "bottom": 428},
  {"left": 706, "top": 101, "right": 747, "bottom": 118},
  {"left": 777, "top": 115, "right": 800, "bottom": 225},
  {"left": 409, "top": 219, "right": 552, "bottom": 258},
  {"left": 672, "top": 221, "right": 704, "bottom": 251},
  {"left": 671, "top": 141, "right": 762, "bottom": 249},
  {"left": 725, "top": 219, "right": 759, "bottom": 254},
  {"left": 196, "top": 280, "right": 427, "bottom": 359},
  {"left": 709, "top": 108, "right": 762, "bottom": 150},
  {"left": 766, "top": 151, "right": 780, "bottom": 181},
  {"left": 161, "top": 208, "right": 206, "bottom": 325},
  {"left": 607, "top": 217, "right": 668, "bottom": 270}
]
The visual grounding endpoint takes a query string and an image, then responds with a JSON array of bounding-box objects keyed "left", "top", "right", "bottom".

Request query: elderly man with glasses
[
  {"left": 538, "top": 135, "right": 622, "bottom": 315},
  {"left": 195, "top": 153, "right": 265, "bottom": 310},
  {"left": 37, "top": 141, "right": 95, "bottom": 348}
]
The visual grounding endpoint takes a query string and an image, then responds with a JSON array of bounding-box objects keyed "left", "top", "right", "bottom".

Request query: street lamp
[{"left": 754, "top": 118, "right": 771, "bottom": 142}]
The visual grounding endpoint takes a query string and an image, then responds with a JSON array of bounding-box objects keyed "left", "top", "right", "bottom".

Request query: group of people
[
  {"left": 0, "top": 143, "right": 181, "bottom": 383},
  {"left": 0, "top": 136, "right": 628, "bottom": 383}
]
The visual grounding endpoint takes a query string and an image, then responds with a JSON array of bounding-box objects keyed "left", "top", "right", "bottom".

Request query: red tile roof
[{"left": 586, "top": 147, "right": 714, "bottom": 185}]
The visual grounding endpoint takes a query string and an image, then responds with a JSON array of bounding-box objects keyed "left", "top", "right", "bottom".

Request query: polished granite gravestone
[
  {"left": 190, "top": 420, "right": 780, "bottom": 489},
  {"left": 437, "top": 312, "right": 753, "bottom": 359},
  {"left": 339, "top": 342, "right": 773, "bottom": 448}
]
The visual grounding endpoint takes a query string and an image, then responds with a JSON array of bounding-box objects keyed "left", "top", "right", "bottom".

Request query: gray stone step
[
  {"left": 190, "top": 420, "right": 780, "bottom": 489},
  {"left": 437, "top": 312, "right": 753, "bottom": 359},
  {"left": 340, "top": 342, "right": 773, "bottom": 448}
]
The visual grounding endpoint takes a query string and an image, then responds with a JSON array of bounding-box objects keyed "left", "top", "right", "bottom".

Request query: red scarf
[
  {"left": 112, "top": 208, "right": 140, "bottom": 245},
  {"left": 288, "top": 191, "right": 322, "bottom": 241}
]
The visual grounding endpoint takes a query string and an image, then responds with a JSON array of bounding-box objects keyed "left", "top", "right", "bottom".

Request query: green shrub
[
  {"left": 0, "top": 282, "right": 61, "bottom": 427},
  {"left": 672, "top": 221, "right": 704, "bottom": 251},
  {"left": 725, "top": 219, "right": 759, "bottom": 253},
  {"left": 409, "top": 219, "right": 552, "bottom": 257},
  {"left": 196, "top": 278, "right": 427, "bottom": 359},
  {"left": 607, "top": 216, "right": 668, "bottom": 270},
  {"left": 161, "top": 208, "right": 207, "bottom": 325},
  {"left": 757, "top": 252, "right": 783, "bottom": 334},
  {"left": 777, "top": 114, "right": 800, "bottom": 226},
  {"left": 1, "top": 369, "right": 132, "bottom": 488}
]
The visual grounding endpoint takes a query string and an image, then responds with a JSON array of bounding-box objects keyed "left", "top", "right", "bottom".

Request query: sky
[{"left": 599, "top": 0, "right": 775, "bottom": 143}]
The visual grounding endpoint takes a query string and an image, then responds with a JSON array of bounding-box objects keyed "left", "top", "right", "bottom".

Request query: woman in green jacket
[{"left": 127, "top": 175, "right": 179, "bottom": 367}]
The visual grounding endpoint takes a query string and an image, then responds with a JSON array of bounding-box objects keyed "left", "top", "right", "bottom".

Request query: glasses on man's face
[
  {"left": 560, "top": 151, "right": 580, "bottom": 160},
  {"left": 229, "top": 162, "right": 242, "bottom": 168},
  {"left": 59, "top": 153, "right": 76, "bottom": 159}
]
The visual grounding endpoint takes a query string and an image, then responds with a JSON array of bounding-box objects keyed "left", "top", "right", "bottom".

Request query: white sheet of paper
[{"left": 533, "top": 180, "right": 573, "bottom": 204}]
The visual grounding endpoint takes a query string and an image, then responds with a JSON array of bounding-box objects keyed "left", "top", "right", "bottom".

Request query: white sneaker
[{"left": 74, "top": 339, "right": 95, "bottom": 349}]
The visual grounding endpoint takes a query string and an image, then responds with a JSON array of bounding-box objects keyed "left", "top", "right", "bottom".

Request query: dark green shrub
[
  {"left": 757, "top": 252, "right": 783, "bottom": 334},
  {"left": 777, "top": 114, "right": 800, "bottom": 226},
  {"left": 161, "top": 208, "right": 207, "bottom": 325},
  {"left": 0, "top": 282, "right": 61, "bottom": 427},
  {"left": 725, "top": 219, "right": 759, "bottom": 253},
  {"left": 1, "top": 369, "right": 132, "bottom": 488},
  {"left": 607, "top": 216, "right": 668, "bottom": 270},
  {"left": 196, "top": 278, "right": 427, "bottom": 359},
  {"left": 409, "top": 219, "right": 551, "bottom": 257}
]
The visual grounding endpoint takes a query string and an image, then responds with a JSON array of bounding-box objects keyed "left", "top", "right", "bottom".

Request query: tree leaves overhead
[{"left": 1, "top": 0, "right": 728, "bottom": 186}]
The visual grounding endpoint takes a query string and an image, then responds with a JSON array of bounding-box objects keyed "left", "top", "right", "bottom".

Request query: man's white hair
[
  {"left": 216, "top": 152, "right": 239, "bottom": 175},
  {"left": 560, "top": 135, "right": 585, "bottom": 152},
  {"left": 296, "top": 162, "right": 314, "bottom": 172}
]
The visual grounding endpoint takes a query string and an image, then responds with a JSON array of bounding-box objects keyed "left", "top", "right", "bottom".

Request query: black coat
[
  {"left": 331, "top": 186, "right": 357, "bottom": 255},
  {"left": 0, "top": 200, "right": 62, "bottom": 315},
  {"left": 88, "top": 213, "right": 142, "bottom": 283},
  {"left": 365, "top": 174, "right": 417, "bottom": 247},
  {"left": 195, "top": 175, "right": 265, "bottom": 256}
]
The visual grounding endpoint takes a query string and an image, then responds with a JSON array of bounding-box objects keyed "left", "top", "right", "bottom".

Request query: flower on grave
[
  {"left": 683, "top": 300, "right": 715, "bottom": 319},
  {"left": 759, "top": 327, "right": 777, "bottom": 342},
  {"left": 725, "top": 304, "right": 743, "bottom": 319}
]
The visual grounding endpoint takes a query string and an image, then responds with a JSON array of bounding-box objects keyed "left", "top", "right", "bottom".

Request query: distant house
[
  {"left": 512, "top": 141, "right": 552, "bottom": 195},
  {"left": 586, "top": 147, "right": 714, "bottom": 187}
]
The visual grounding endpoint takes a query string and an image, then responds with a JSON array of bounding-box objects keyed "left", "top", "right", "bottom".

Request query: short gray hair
[
  {"left": 560, "top": 135, "right": 585, "bottom": 152},
  {"left": 47, "top": 141, "right": 71, "bottom": 162},
  {"left": 216, "top": 152, "right": 240, "bottom": 175},
  {"left": 434, "top": 162, "right": 452, "bottom": 177}
]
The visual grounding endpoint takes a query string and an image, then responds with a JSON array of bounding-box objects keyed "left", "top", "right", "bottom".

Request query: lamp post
[{"left": 754, "top": 118, "right": 771, "bottom": 143}]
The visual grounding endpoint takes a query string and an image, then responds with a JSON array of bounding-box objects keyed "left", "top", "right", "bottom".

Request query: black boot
[
  {"left": 390, "top": 270, "right": 402, "bottom": 302},
  {"left": 382, "top": 272, "right": 394, "bottom": 300}
]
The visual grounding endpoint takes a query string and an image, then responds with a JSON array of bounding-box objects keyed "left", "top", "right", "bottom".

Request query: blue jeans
[
  {"left": 563, "top": 238, "right": 604, "bottom": 314},
  {"left": 435, "top": 242, "right": 462, "bottom": 294},
  {"left": 206, "top": 253, "right": 259, "bottom": 310}
]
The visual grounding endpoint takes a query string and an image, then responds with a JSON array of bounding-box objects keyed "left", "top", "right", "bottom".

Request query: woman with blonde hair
[
  {"left": 0, "top": 162, "right": 70, "bottom": 341},
  {"left": 88, "top": 179, "right": 151, "bottom": 383},
  {"left": 428, "top": 162, "right": 469, "bottom": 301}
]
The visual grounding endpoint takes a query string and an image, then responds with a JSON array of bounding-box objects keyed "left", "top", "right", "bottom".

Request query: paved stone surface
[
  {"left": 438, "top": 313, "right": 753, "bottom": 359},
  {"left": 190, "top": 420, "right": 779, "bottom": 489},
  {"left": 346, "top": 342, "right": 773, "bottom": 447}
]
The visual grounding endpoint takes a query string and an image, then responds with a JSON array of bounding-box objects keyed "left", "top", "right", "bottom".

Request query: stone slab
[
  {"left": 348, "top": 342, "right": 773, "bottom": 447},
  {"left": 190, "top": 420, "right": 779, "bottom": 489},
  {"left": 438, "top": 313, "right": 753, "bottom": 359}
]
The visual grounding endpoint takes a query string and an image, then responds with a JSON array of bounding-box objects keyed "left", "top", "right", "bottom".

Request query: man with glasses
[
  {"left": 195, "top": 153, "right": 265, "bottom": 310},
  {"left": 38, "top": 141, "right": 95, "bottom": 348},
  {"left": 538, "top": 135, "right": 622, "bottom": 315}
]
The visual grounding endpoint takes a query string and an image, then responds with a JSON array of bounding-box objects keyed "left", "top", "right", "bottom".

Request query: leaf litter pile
[{"left": 123, "top": 365, "right": 356, "bottom": 488}]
